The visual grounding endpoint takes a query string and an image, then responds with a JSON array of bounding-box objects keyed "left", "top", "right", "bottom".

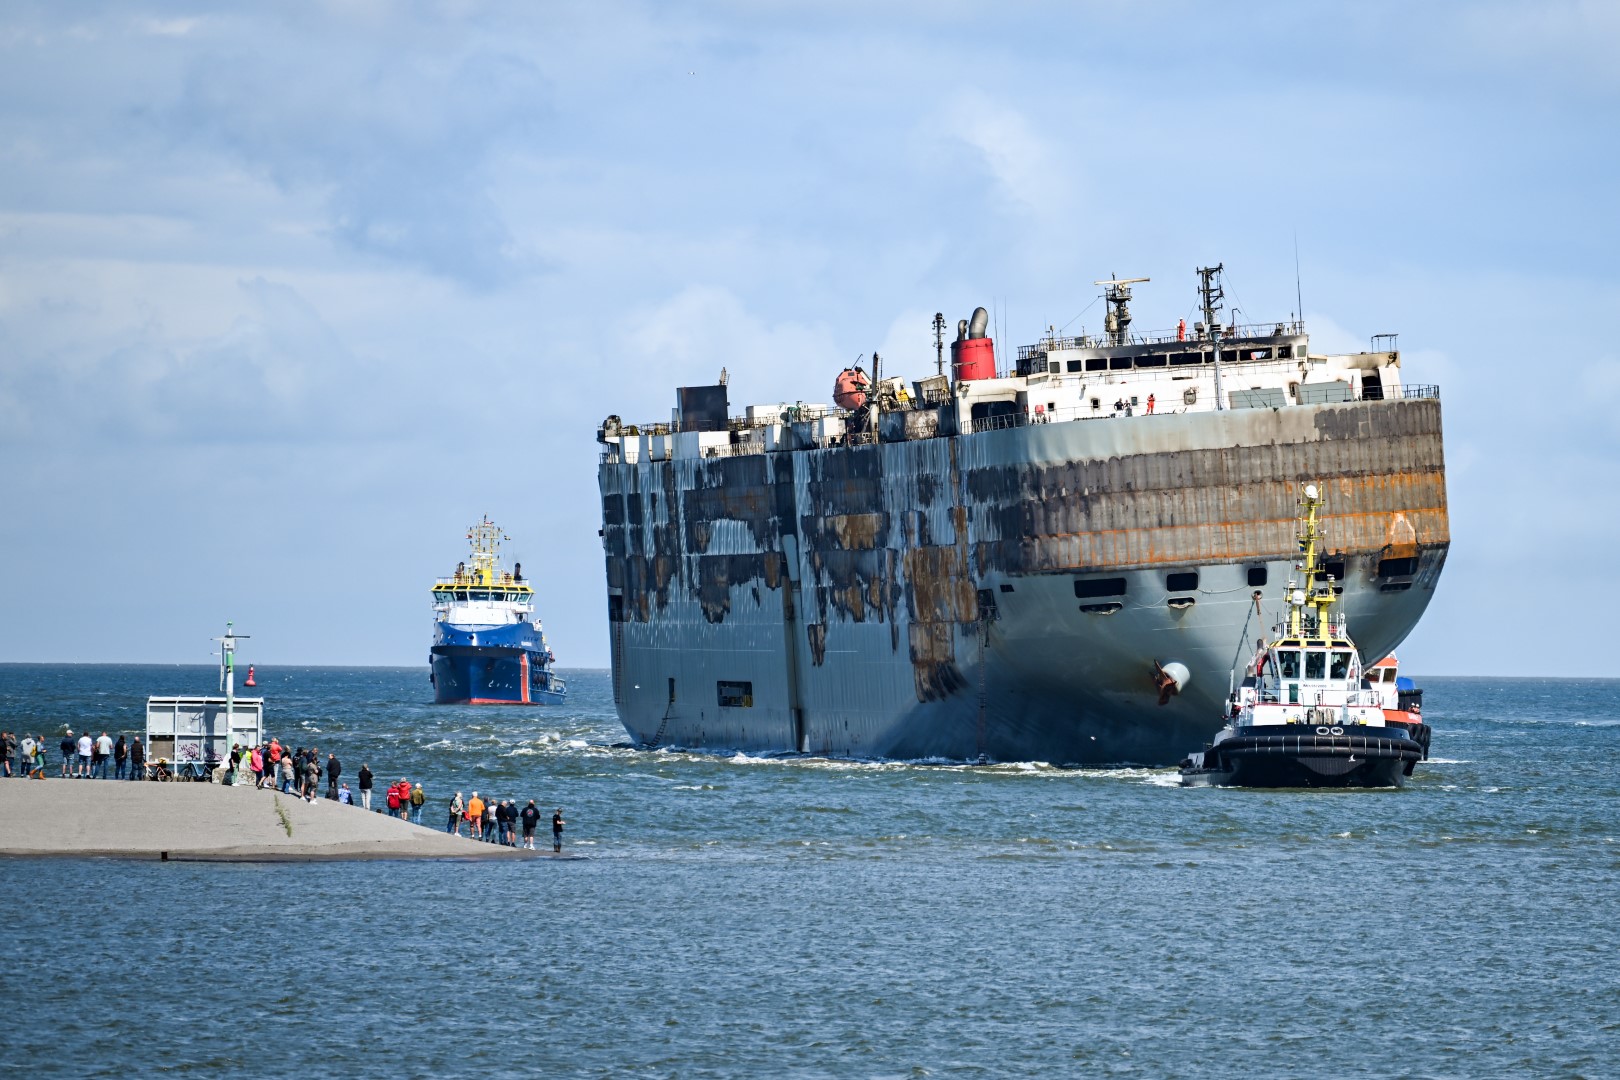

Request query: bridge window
[
  {"left": 717, "top": 681, "right": 753, "bottom": 708},
  {"left": 1247, "top": 566, "right": 1268, "bottom": 587},
  {"left": 1277, "top": 651, "right": 1300, "bottom": 678},
  {"left": 1074, "top": 577, "right": 1127, "bottom": 599},
  {"left": 1170, "top": 352, "right": 1201, "bottom": 366},
  {"left": 1109, "top": 356, "right": 1132, "bottom": 371},
  {"left": 1048, "top": 361, "right": 1060, "bottom": 374},
  {"left": 1378, "top": 556, "right": 1418, "bottom": 577},
  {"left": 1331, "top": 651, "right": 1353, "bottom": 679},
  {"left": 1066, "top": 359, "right": 1083, "bottom": 372},
  {"left": 1276, "top": 345, "right": 1293, "bottom": 359},
  {"left": 1086, "top": 358, "right": 1108, "bottom": 372},
  {"left": 1166, "top": 571, "right": 1199, "bottom": 592},
  {"left": 1137, "top": 354, "right": 1167, "bottom": 368},
  {"left": 1305, "top": 651, "right": 1326, "bottom": 679}
]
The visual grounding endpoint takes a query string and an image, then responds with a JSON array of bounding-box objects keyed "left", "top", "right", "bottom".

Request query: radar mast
[
  {"left": 467, "top": 517, "right": 509, "bottom": 585},
  {"left": 1095, "top": 275, "right": 1149, "bottom": 346}
]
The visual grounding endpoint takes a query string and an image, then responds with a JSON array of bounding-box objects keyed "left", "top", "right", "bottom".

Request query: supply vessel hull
[{"left": 596, "top": 286, "right": 1447, "bottom": 764}]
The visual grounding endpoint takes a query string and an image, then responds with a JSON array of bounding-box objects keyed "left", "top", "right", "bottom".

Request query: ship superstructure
[
  {"left": 430, "top": 517, "right": 565, "bottom": 706},
  {"left": 595, "top": 266, "right": 1447, "bottom": 764}
]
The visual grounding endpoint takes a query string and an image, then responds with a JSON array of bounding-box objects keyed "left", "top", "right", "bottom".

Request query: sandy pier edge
[{"left": 0, "top": 778, "right": 555, "bottom": 862}]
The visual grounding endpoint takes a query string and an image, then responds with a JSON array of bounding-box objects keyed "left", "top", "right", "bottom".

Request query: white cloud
[
  {"left": 138, "top": 16, "right": 200, "bottom": 37},
  {"left": 623, "top": 285, "right": 841, "bottom": 412},
  {"left": 0, "top": 275, "right": 384, "bottom": 445},
  {"left": 933, "top": 89, "right": 1070, "bottom": 218},
  {"left": 1300, "top": 312, "right": 1365, "bottom": 356}
]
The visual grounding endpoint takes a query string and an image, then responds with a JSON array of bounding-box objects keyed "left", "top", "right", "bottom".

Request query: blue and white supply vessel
[{"left": 429, "top": 517, "right": 566, "bottom": 705}]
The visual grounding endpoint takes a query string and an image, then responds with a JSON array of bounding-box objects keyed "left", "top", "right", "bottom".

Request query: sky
[{"left": 1, "top": 1, "right": 1616, "bottom": 675}]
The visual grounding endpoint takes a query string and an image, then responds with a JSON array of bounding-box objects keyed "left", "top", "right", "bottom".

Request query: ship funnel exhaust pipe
[
  {"left": 952, "top": 306, "right": 997, "bottom": 381},
  {"left": 968, "top": 307, "right": 989, "bottom": 339}
]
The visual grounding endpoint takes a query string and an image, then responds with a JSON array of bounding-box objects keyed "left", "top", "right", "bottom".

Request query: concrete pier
[{"left": 0, "top": 779, "right": 540, "bottom": 861}]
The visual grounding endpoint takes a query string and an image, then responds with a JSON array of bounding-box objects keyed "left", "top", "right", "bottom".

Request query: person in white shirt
[
  {"left": 94, "top": 732, "right": 114, "bottom": 779},
  {"left": 76, "top": 733, "right": 93, "bottom": 778}
]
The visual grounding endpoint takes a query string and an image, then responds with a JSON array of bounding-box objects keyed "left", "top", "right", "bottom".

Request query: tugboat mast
[{"left": 1286, "top": 484, "right": 1335, "bottom": 639}]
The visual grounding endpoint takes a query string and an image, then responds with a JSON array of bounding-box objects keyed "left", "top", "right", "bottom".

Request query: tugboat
[
  {"left": 429, "top": 517, "right": 566, "bottom": 705},
  {"left": 1178, "top": 484, "right": 1428, "bottom": 788}
]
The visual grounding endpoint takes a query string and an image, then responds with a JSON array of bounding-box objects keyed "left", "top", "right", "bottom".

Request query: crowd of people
[
  {"left": 444, "top": 792, "right": 564, "bottom": 851},
  {"left": 1, "top": 729, "right": 569, "bottom": 852},
  {"left": 1, "top": 730, "right": 146, "bottom": 780}
]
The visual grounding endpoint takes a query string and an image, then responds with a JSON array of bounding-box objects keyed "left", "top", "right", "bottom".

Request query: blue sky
[{"left": 1, "top": 1, "right": 1615, "bottom": 675}]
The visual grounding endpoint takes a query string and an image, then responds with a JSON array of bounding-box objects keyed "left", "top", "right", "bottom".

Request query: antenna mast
[
  {"left": 1197, "top": 264, "right": 1226, "bottom": 410},
  {"left": 933, "top": 312, "right": 946, "bottom": 377},
  {"left": 1095, "top": 275, "right": 1149, "bottom": 346},
  {"left": 1293, "top": 236, "right": 1304, "bottom": 330}
]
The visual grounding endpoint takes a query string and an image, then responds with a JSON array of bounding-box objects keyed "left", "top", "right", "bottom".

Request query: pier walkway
[{"left": 0, "top": 780, "right": 543, "bottom": 861}]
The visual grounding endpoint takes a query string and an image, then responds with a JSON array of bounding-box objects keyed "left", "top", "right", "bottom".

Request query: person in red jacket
[{"left": 386, "top": 780, "right": 402, "bottom": 817}]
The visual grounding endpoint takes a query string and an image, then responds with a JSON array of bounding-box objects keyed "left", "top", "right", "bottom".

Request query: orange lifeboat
[{"left": 833, "top": 367, "right": 870, "bottom": 410}]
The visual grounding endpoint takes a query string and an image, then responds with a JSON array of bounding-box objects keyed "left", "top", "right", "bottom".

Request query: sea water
[{"left": 0, "top": 665, "right": 1617, "bottom": 1076}]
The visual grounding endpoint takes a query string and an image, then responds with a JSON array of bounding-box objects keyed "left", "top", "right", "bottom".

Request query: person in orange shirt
[{"left": 466, "top": 792, "right": 485, "bottom": 839}]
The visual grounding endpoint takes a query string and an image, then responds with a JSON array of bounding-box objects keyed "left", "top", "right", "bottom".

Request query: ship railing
[
  {"left": 1304, "top": 689, "right": 1384, "bottom": 707},
  {"left": 964, "top": 412, "right": 1029, "bottom": 434},
  {"left": 1377, "top": 384, "right": 1439, "bottom": 400},
  {"left": 701, "top": 440, "right": 768, "bottom": 458},
  {"left": 1016, "top": 319, "right": 1305, "bottom": 359},
  {"left": 599, "top": 382, "right": 1443, "bottom": 462},
  {"left": 432, "top": 576, "right": 532, "bottom": 589}
]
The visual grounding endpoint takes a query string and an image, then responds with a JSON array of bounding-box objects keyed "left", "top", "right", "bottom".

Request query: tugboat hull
[{"left": 1180, "top": 731, "right": 1422, "bottom": 789}]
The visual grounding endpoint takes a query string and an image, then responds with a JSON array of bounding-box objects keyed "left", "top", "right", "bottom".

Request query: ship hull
[
  {"left": 1179, "top": 731, "right": 1421, "bottom": 788},
  {"left": 430, "top": 622, "right": 565, "bottom": 705},
  {"left": 599, "top": 397, "right": 1448, "bottom": 765}
]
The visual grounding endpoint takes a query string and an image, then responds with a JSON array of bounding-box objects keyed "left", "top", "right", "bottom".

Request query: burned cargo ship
[{"left": 596, "top": 268, "right": 1448, "bottom": 765}]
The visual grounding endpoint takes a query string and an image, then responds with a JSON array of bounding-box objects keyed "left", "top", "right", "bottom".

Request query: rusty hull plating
[{"left": 599, "top": 396, "right": 1447, "bottom": 765}]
